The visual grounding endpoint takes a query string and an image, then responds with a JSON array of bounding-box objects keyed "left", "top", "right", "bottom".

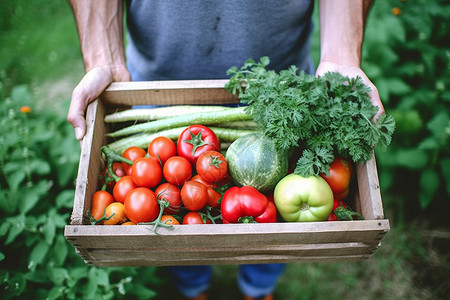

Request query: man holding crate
[{"left": 67, "top": 1, "right": 382, "bottom": 299}]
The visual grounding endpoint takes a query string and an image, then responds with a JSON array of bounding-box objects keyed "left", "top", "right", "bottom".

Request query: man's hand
[
  {"left": 67, "top": 65, "right": 130, "bottom": 140},
  {"left": 316, "top": 61, "right": 384, "bottom": 120}
]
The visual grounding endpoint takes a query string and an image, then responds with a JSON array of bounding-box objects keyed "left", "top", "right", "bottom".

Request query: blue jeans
[{"left": 168, "top": 264, "right": 286, "bottom": 298}]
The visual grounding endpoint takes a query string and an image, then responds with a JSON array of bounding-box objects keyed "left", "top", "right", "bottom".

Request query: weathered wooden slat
[
  {"left": 84, "top": 254, "right": 373, "bottom": 267},
  {"left": 101, "top": 80, "right": 239, "bottom": 107}
]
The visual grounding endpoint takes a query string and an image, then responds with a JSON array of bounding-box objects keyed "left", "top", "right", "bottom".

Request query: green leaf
[
  {"left": 28, "top": 158, "right": 51, "bottom": 175},
  {"left": 395, "top": 149, "right": 428, "bottom": 169},
  {"left": 0, "top": 251, "right": 5, "bottom": 262},
  {"left": 50, "top": 235, "right": 69, "bottom": 266},
  {"left": 6, "top": 274, "right": 26, "bottom": 296},
  {"left": 47, "top": 286, "right": 65, "bottom": 300},
  {"left": 56, "top": 190, "right": 75, "bottom": 209},
  {"left": 5, "top": 169, "right": 27, "bottom": 190},
  {"left": 387, "top": 78, "right": 411, "bottom": 95},
  {"left": 0, "top": 189, "right": 18, "bottom": 214},
  {"left": 20, "top": 181, "right": 49, "bottom": 214},
  {"left": 42, "top": 216, "right": 56, "bottom": 245},
  {"left": 47, "top": 267, "right": 69, "bottom": 285},
  {"left": 4, "top": 214, "right": 26, "bottom": 245},
  {"left": 28, "top": 240, "right": 50, "bottom": 270},
  {"left": 419, "top": 169, "right": 439, "bottom": 209},
  {"left": 89, "top": 267, "right": 110, "bottom": 287},
  {"left": 426, "top": 111, "right": 449, "bottom": 137}
]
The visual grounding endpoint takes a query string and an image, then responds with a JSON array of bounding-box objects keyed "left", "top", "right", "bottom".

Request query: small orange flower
[
  {"left": 392, "top": 7, "right": 401, "bottom": 16},
  {"left": 20, "top": 106, "right": 31, "bottom": 113}
]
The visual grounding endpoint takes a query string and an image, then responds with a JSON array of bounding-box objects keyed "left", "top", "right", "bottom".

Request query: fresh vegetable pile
[{"left": 89, "top": 57, "right": 395, "bottom": 232}]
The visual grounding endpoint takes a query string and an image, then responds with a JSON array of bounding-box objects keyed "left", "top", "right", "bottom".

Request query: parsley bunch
[{"left": 225, "top": 57, "right": 395, "bottom": 177}]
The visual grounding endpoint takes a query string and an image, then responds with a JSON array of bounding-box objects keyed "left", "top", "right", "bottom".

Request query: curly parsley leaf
[{"left": 225, "top": 57, "right": 396, "bottom": 177}]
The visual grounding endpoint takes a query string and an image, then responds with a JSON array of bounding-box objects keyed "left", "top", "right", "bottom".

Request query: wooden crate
[{"left": 64, "top": 80, "right": 390, "bottom": 267}]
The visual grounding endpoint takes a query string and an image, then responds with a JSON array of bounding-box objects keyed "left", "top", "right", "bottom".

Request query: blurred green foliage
[
  {"left": 0, "top": 0, "right": 448, "bottom": 299},
  {"left": 363, "top": 0, "right": 450, "bottom": 221}
]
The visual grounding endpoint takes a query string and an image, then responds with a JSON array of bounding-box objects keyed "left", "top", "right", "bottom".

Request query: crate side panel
[
  {"left": 65, "top": 220, "right": 389, "bottom": 250},
  {"left": 70, "top": 100, "right": 107, "bottom": 225},
  {"left": 83, "top": 254, "right": 371, "bottom": 267},
  {"left": 84, "top": 242, "right": 375, "bottom": 263},
  {"left": 101, "top": 80, "right": 239, "bottom": 106},
  {"left": 356, "top": 154, "right": 384, "bottom": 220}
]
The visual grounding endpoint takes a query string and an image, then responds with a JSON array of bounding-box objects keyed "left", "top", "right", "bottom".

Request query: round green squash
[{"left": 225, "top": 133, "right": 288, "bottom": 192}]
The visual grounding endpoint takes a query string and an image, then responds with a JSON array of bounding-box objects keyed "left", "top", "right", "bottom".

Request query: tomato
[
  {"left": 121, "top": 146, "right": 147, "bottom": 172},
  {"left": 89, "top": 190, "right": 115, "bottom": 222},
  {"left": 148, "top": 136, "right": 177, "bottom": 165},
  {"left": 113, "top": 175, "right": 137, "bottom": 203},
  {"left": 99, "top": 162, "right": 125, "bottom": 191},
  {"left": 328, "top": 212, "right": 338, "bottom": 221},
  {"left": 155, "top": 183, "right": 182, "bottom": 214},
  {"left": 103, "top": 202, "right": 127, "bottom": 225},
  {"left": 124, "top": 187, "right": 159, "bottom": 224},
  {"left": 191, "top": 175, "right": 222, "bottom": 208},
  {"left": 121, "top": 221, "right": 136, "bottom": 225},
  {"left": 333, "top": 199, "right": 347, "bottom": 211},
  {"left": 182, "top": 212, "right": 212, "bottom": 224},
  {"left": 131, "top": 157, "right": 162, "bottom": 188},
  {"left": 221, "top": 186, "right": 276, "bottom": 223},
  {"left": 274, "top": 174, "right": 334, "bottom": 222},
  {"left": 180, "top": 180, "right": 208, "bottom": 211},
  {"left": 163, "top": 156, "right": 192, "bottom": 186},
  {"left": 320, "top": 156, "right": 353, "bottom": 201},
  {"left": 196, "top": 151, "right": 228, "bottom": 183},
  {"left": 161, "top": 215, "right": 180, "bottom": 225},
  {"left": 177, "top": 125, "right": 220, "bottom": 164}
]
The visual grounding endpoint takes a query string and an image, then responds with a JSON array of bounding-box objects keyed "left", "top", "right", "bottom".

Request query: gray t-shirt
[{"left": 125, "top": 0, "right": 314, "bottom": 80}]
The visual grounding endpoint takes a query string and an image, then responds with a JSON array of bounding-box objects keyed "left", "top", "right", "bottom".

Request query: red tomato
[
  {"left": 131, "top": 157, "right": 162, "bottom": 188},
  {"left": 155, "top": 183, "right": 182, "bottom": 215},
  {"left": 161, "top": 215, "right": 180, "bottom": 225},
  {"left": 90, "top": 190, "right": 115, "bottom": 222},
  {"left": 180, "top": 180, "right": 208, "bottom": 211},
  {"left": 124, "top": 187, "right": 159, "bottom": 224},
  {"left": 320, "top": 157, "right": 353, "bottom": 201},
  {"left": 113, "top": 175, "right": 137, "bottom": 203},
  {"left": 328, "top": 212, "right": 338, "bottom": 221},
  {"left": 196, "top": 151, "right": 228, "bottom": 183},
  {"left": 103, "top": 202, "right": 127, "bottom": 225},
  {"left": 191, "top": 175, "right": 222, "bottom": 208},
  {"left": 182, "top": 212, "right": 212, "bottom": 224},
  {"left": 121, "top": 146, "right": 147, "bottom": 173},
  {"left": 177, "top": 125, "right": 220, "bottom": 164},
  {"left": 333, "top": 199, "right": 347, "bottom": 211},
  {"left": 99, "top": 162, "right": 125, "bottom": 191},
  {"left": 148, "top": 136, "right": 177, "bottom": 165},
  {"left": 163, "top": 156, "right": 192, "bottom": 186}
]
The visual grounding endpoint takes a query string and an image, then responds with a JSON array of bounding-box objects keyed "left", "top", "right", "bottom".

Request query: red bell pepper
[{"left": 221, "top": 186, "right": 277, "bottom": 223}]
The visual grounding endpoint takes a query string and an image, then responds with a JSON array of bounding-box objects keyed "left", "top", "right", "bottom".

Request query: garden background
[{"left": 0, "top": 0, "right": 448, "bottom": 299}]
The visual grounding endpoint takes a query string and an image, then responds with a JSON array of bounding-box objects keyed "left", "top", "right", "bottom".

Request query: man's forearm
[
  {"left": 319, "top": 0, "right": 373, "bottom": 67},
  {"left": 69, "top": 0, "right": 126, "bottom": 72}
]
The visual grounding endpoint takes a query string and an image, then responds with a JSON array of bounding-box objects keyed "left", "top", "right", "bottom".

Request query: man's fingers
[{"left": 67, "top": 67, "right": 115, "bottom": 140}]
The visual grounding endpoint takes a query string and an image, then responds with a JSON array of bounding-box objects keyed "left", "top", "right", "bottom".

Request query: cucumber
[{"left": 225, "top": 132, "right": 289, "bottom": 192}]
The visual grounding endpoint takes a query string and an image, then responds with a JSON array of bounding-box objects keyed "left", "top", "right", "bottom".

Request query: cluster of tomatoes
[{"left": 89, "top": 125, "right": 230, "bottom": 228}]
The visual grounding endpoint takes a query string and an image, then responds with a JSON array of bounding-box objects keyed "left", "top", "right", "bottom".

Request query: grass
[{"left": 1, "top": 1, "right": 449, "bottom": 300}]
